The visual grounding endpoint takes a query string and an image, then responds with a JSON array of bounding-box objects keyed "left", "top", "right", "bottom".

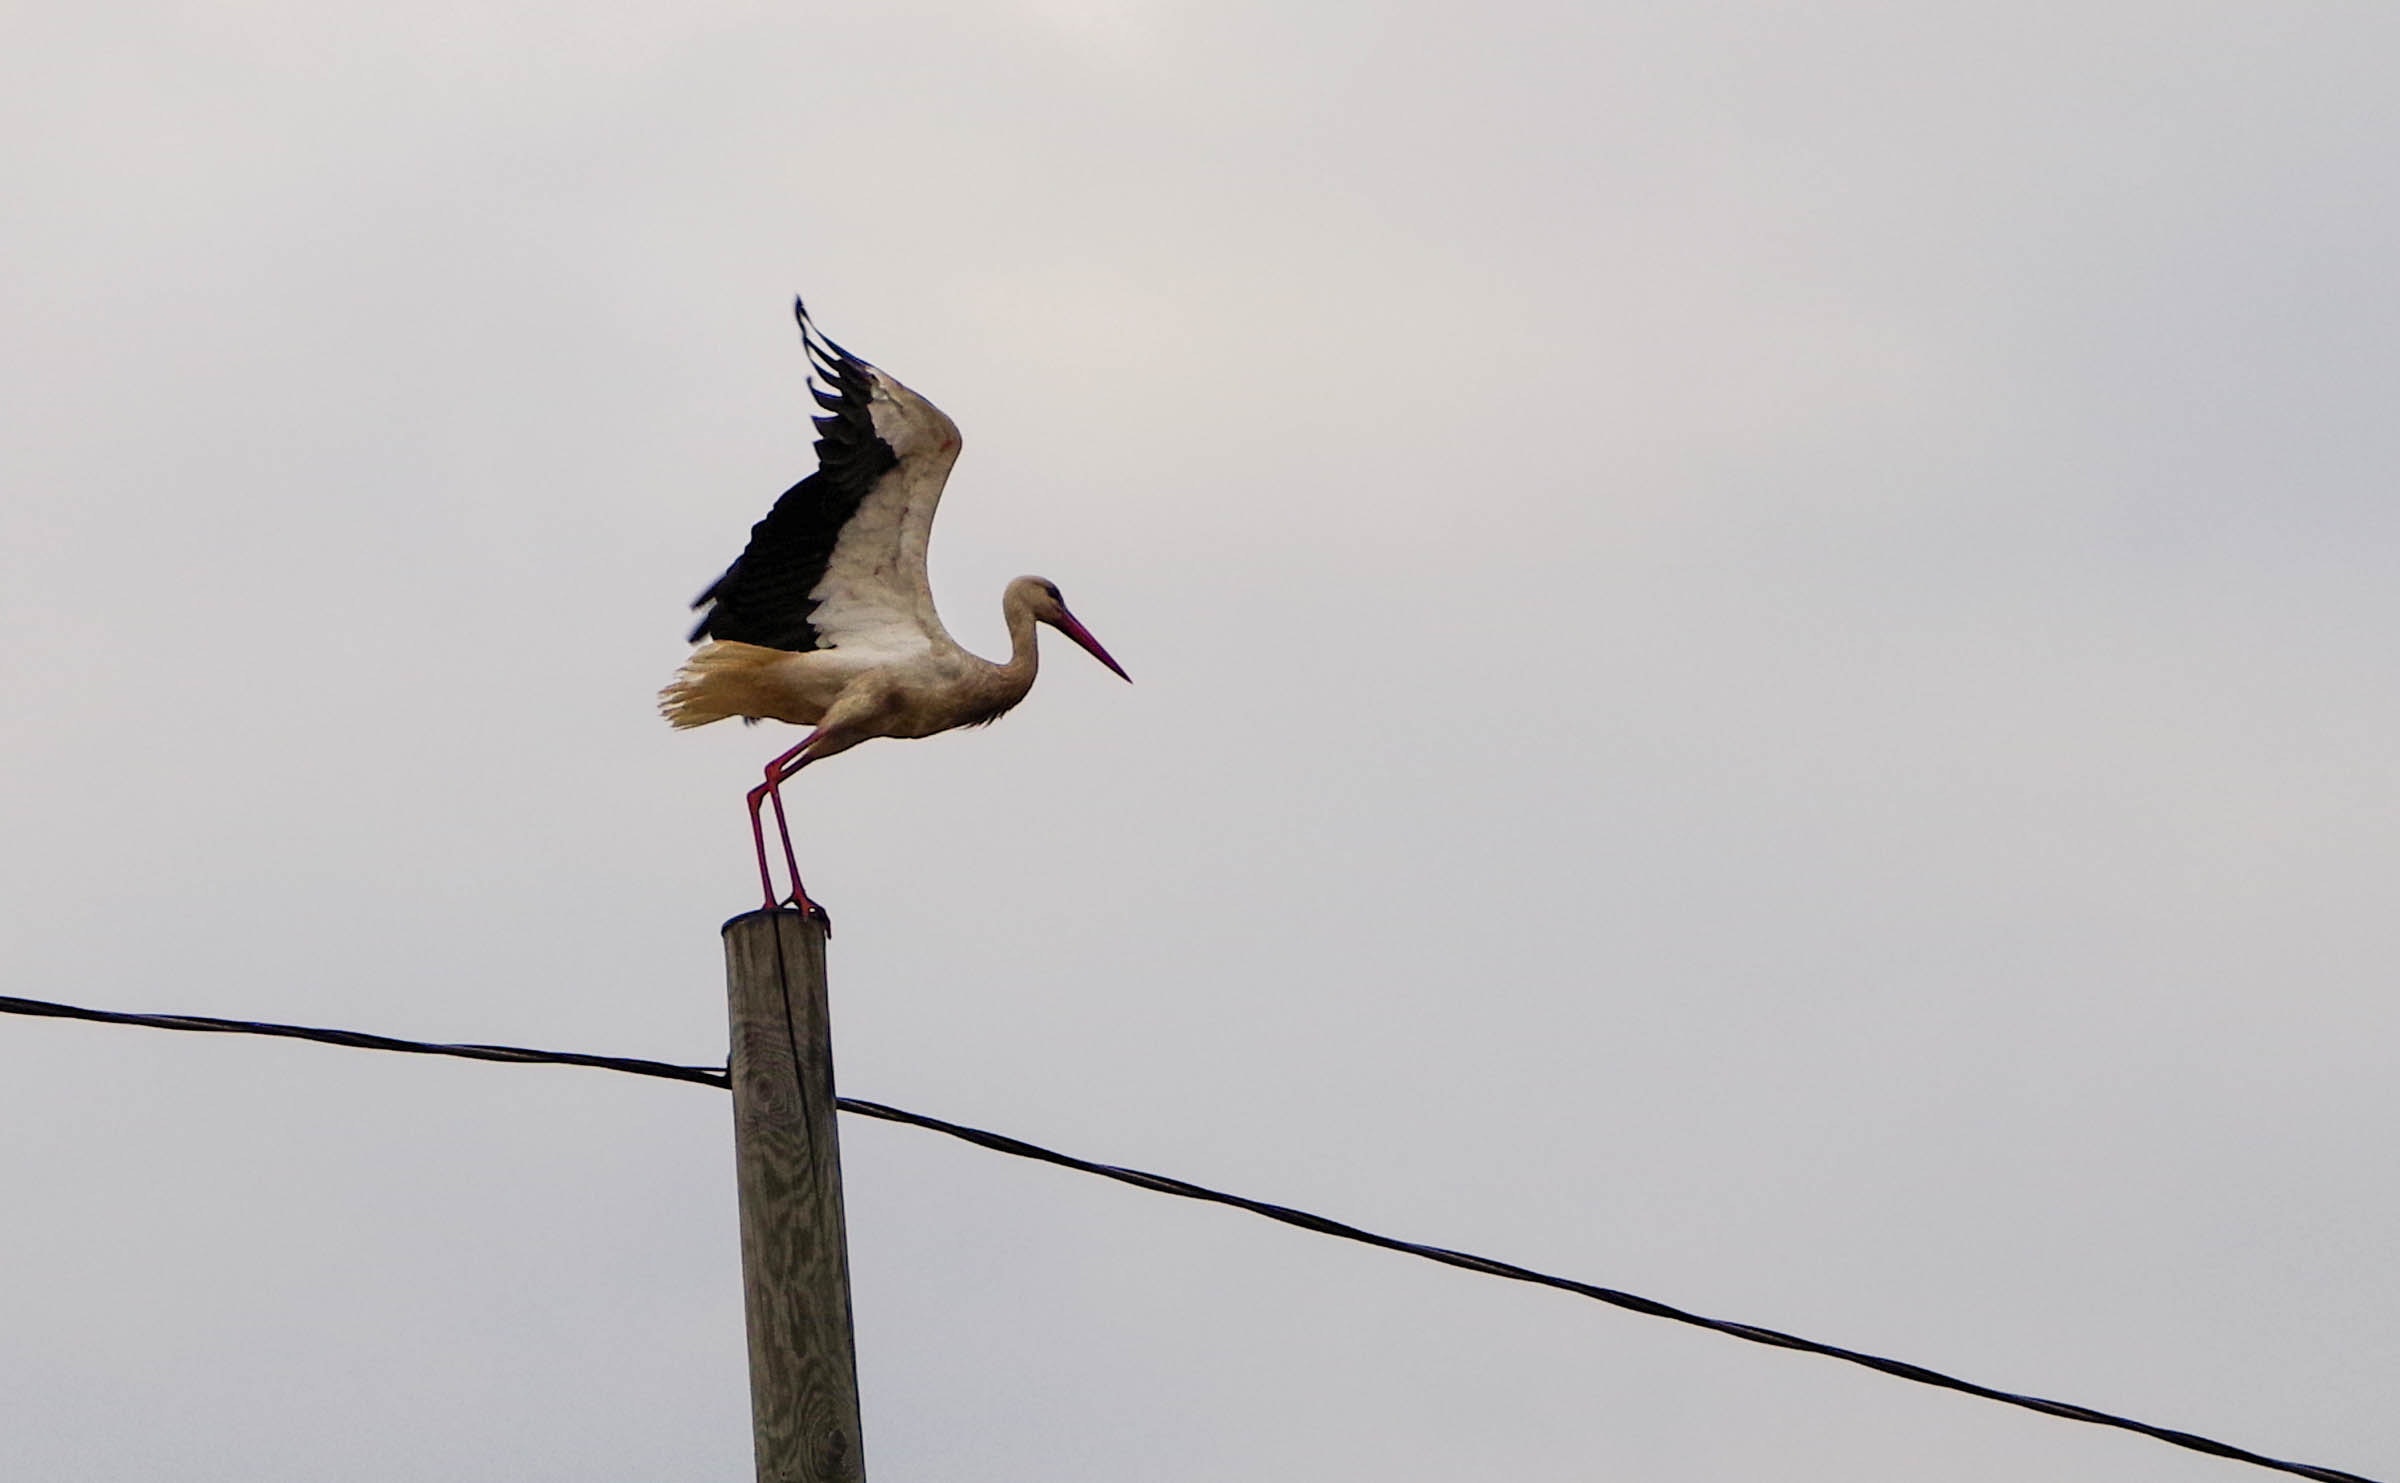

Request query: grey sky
[{"left": 4, "top": 1, "right": 2396, "bottom": 1479}]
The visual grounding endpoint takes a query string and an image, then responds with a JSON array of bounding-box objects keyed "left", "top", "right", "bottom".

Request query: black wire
[
  {"left": 0, "top": 993, "right": 729, "bottom": 1088},
  {"left": 0, "top": 991, "right": 2383, "bottom": 1483},
  {"left": 838, "top": 1098, "right": 2385, "bottom": 1483}
]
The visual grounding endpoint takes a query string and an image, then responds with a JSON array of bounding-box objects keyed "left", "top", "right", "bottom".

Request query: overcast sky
[{"left": 4, "top": 2, "right": 2397, "bottom": 1479}]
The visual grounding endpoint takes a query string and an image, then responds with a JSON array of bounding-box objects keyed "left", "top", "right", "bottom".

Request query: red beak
[{"left": 1051, "top": 608, "right": 1131, "bottom": 682}]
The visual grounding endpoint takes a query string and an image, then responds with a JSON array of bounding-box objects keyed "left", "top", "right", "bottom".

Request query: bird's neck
[{"left": 995, "top": 594, "right": 1043, "bottom": 698}]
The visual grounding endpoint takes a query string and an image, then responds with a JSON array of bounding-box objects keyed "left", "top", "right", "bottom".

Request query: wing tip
[{"left": 791, "top": 294, "right": 869, "bottom": 376}]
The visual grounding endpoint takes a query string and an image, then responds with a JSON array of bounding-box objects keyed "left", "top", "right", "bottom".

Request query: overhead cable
[{"left": 1, "top": 991, "right": 2383, "bottom": 1483}]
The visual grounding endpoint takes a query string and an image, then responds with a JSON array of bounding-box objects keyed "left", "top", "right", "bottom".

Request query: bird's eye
[{"left": 1041, "top": 582, "right": 1062, "bottom": 602}]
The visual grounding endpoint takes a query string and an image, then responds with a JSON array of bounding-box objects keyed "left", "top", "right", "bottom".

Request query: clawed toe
[{"left": 780, "top": 895, "right": 833, "bottom": 934}]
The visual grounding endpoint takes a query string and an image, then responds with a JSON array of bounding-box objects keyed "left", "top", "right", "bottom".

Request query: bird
[{"left": 661, "top": 299, "right": 1131, "bottom": 920}]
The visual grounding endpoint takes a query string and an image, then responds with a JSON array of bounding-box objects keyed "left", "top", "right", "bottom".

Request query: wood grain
[{"left": 722, "top": 910, "right": 865, "bottom": 1483}]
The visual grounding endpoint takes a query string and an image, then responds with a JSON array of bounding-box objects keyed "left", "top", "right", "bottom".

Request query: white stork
[{"left": 661, "top": 299, "right": 1130, "bottom": 919}]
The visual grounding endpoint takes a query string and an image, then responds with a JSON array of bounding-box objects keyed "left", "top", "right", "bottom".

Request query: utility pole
[{"left": 721, "top": 909, "right": 865, "bottom": 1483}]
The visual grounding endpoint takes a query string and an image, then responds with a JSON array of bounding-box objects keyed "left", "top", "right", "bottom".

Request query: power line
[
  {"left": 0, "top": 992, "right": 729, "bottom": 1087},
  {"left": 1, "top": 990, "right": 2384, "bottom": 1483},
  {"left": 833, "top": 1096, "right": 2384, "bottom": 1483}
]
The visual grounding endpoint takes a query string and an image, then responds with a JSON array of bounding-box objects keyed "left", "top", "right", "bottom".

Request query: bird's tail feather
[{"left": 658, "top": 641, "right": 793, "bottom": 729}]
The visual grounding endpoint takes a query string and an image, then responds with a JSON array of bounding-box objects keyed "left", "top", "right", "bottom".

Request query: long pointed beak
[{"left": 1052, "top": 609, "right": 1132, "bottom": 682}]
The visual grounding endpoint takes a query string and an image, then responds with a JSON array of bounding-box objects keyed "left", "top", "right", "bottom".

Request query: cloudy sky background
[{"left": 5, "top": 1, "right": 2396, "bottom": 1478}]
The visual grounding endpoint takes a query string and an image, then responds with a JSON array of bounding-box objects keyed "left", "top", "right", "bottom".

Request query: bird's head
[{"left": 1012, "top": 576, "right": 1131, "bottom": 682}]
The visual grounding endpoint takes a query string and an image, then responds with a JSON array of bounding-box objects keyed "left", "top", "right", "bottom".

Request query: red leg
[
  {"left": 765, "top": 780, "right": 807, "bottom": 904},
  {"left": 745, "top": 781, "right": 782, "bottom": 909},
  {"left": 744, "top": 732, "right": 828, "bottom": 922}
]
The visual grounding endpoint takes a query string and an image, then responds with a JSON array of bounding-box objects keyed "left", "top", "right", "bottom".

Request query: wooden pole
[{"left": 722, "top": 909, "right": 865, "bottom": 1483}]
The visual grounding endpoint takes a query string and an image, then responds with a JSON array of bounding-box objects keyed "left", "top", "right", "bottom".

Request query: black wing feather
[{"left": 686, "top": 300, "right": 900, "bottom": 651}]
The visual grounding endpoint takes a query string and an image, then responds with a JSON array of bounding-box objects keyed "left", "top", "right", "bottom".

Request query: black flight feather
[{"left": 686, "top": 301, "right": 900, "bottom": 652}]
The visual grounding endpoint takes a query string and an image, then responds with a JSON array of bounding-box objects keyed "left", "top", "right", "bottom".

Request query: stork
[{"left": 661, "top": 300, "right": 1130, "bottom": 920}]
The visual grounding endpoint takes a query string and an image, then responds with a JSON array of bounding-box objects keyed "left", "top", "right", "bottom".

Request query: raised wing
[{"left": 687, "top": 300, "right": 961, "bottom": 656}]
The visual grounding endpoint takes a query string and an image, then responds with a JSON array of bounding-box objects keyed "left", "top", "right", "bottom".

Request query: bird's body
[
  {"left": 663, "top": 301, "right": 1129, "bottom": 915},
  {"left": 664, "top": 577, "right": 1057, "bottom": 739}
]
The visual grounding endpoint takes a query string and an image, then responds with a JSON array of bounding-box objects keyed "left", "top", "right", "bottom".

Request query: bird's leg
[
  {"left": 744, "top": 783, "right": 783, "bottom": 910},
  {"left": 762, "top": 735, "right": 815, "bottom": 906},
  {"left": 764, "top": 780, "right": 807, "bottom": 907},
  {"left": 744, "top": 776, "right": 824, "bottom": 920},
  {"left": 745, "top": 732, "right": 826, "bottom": 920}
]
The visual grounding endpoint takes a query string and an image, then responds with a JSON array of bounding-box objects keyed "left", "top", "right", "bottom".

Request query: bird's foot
[{"left": 779, "top": 893, "right": 833, "bottom": 935}]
